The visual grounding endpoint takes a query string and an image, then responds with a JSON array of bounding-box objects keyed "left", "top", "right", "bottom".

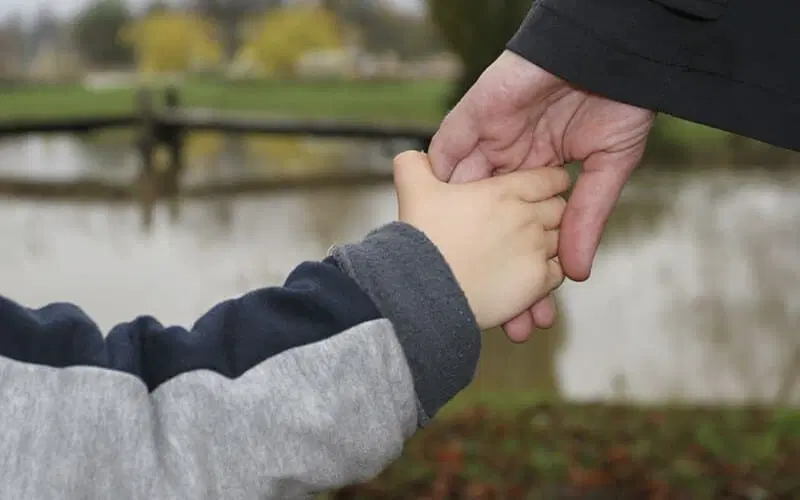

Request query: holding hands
[
  {"left": 428, "top": 51, "right": 655, "bottom": 341},
  {"left": 394, "top": 150, "right": 568, "bottom": 331}
]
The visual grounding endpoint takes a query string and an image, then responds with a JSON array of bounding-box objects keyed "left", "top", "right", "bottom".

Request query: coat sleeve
[
  {"left": 0, "top": 222, "right": 481, "bottom": 499},
  {"left": 508, "top": 0, "right": 800, "bottom": 152}
]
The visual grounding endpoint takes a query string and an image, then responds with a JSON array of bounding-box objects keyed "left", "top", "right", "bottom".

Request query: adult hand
[{"left": 428, "top": 50, "right": 655, "bottom": 342}]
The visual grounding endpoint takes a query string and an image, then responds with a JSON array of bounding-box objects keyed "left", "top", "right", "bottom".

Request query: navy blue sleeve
[{"left": 0, "top": 257, "right": 381, "bottom": 392}]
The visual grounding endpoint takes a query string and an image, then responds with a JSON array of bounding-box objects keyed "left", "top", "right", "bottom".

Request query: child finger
[
  {"left": 531, "top": 295, "right": 558, "bottom": 329},
  {"left": 530, "top": 196, "right": 567, "bottom": 229},
  {"left": 544, "top": 230, "right": 559, "bottom": 259},
  {"left": 507, "top": 167, "right": 571, "bottom": 202},
  {"left": 544, "top": 257, "right": 565, "bottom": 293},
  {"left": 393, "top": 151, "right": 436, "bottom": 188}
]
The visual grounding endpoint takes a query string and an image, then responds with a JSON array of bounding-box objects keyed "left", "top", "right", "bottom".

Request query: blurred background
[{"left": 0, "top": 1, "right": 799, "bottom": 494}]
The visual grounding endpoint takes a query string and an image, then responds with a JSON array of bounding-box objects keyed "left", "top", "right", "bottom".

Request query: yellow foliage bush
[
  {"left": 237, "top": 6, "right": 344, "bottom": 77},
  {"left": 119, "top": 12, "right": 223, "bottom": 74}
]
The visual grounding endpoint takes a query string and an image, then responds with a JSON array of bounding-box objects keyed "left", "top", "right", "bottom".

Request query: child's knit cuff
[{"left": 328, "top": 221, "right": 481, "bottom": 427}]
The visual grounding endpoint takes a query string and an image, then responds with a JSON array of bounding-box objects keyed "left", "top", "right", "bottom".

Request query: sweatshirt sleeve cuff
[{"left": 328, "top": 221, "right": 480, "bottom": 426}]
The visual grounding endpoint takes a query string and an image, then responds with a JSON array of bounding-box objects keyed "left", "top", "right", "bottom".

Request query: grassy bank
[
  {"left": 3, "top": 78, "right": 790, "bottom": 164},
  {"left": 332, "top": 400, "right": 800, "bottom": 499},
  {"left": 0, "top": 79, "right": 450, "bottom": 124},
  {"left": 0, "top": 79, "right": 727, "bottom": 138}
]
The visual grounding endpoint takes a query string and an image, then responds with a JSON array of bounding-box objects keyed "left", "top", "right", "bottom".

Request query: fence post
[
  {"left": 164, "top": 85, "right": 185, "bottom": 222},
  {"left": 136, "top": 87, "right": 157, "bottom": 231}
]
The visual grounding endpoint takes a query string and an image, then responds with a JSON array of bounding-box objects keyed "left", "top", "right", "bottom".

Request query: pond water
[{"left": 0, "top": 134, "right": 798, "bottom": 406}]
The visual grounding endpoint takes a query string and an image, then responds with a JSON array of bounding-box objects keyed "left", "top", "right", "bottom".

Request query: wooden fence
[
  {"left": 0, "top": 87, "right": 436, "bottom": 227},
  {"left": 0, "top": 89, "right": 436, "bottom": 141}
]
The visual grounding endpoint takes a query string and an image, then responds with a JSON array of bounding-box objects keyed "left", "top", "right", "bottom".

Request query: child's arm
[{"left": 0, "top": 222, "right": 481, "bottom": 499}]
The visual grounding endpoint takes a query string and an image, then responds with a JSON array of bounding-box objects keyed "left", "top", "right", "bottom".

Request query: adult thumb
[
  {"left": 393, "top": 151, "right": 438, "bottom": 194},
  {"left": 558, "top": 149, "right": 638, "bottom": 281}
]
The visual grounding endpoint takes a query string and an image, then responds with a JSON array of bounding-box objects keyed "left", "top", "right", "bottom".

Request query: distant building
[
  {"left": 297, "top": 49, "right": 460, "bottom": 81},
  {"left": 295, "top": 46, "right": 360, "bottom": 79},
  {"left": 82, "top": 71, "right": 139, "bottom": 91},
  {"left": 400, "top": 53, "right": 461, "bottom": 81}
]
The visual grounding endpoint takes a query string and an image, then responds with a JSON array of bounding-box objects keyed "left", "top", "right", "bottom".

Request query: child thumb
[{"left": 393, "top": 151, "right": 438, "bottom": 193}]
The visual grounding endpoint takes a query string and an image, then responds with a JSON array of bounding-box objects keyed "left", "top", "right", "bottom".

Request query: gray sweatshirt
[{"left": 0, "top": 222, "right": 481, "bottom": 499}]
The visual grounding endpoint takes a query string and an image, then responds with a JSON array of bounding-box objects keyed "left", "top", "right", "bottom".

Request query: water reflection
[
  {"left": 0, "top": 135, "right": 797, "bottom": 405},
  {"left": 561, "top": 170, "right": 800, "bottom": 405},
  {"left": 0, "top": 135, "right": 138, "bottom": 181}
]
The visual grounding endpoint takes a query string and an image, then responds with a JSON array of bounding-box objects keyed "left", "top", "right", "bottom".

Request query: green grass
[
  {"left": 0, "top": 79, "right": 451, "bottom": 124},
  {"left": 0, "top": 78, "right": 726, "bottom": 136},
  {"left": 655, "top": 113, "right": 729, "bottom": 146},
  {"left": 2, "top": 78, "right": 778, "bottom": 163}
]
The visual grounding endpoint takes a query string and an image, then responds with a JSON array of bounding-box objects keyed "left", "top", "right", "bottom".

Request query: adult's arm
[{"left": 508, "top": 0, "right": 800, "bottom": 152}]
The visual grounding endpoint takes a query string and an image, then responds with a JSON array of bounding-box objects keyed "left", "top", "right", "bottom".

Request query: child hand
[{"left": 394, "top": 151, "right": 568, "bottom": 331}]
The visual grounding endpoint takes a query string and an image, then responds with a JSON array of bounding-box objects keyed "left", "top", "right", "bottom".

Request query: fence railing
[{"left": 0, "top": 87, "right": 436, "bottom": 228}]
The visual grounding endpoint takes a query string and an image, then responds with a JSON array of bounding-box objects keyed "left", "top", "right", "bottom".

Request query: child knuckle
[
  {"left": 557, "top": 168, "right": 571, "bottom": 188},
  {"left": 553, "top": 195, "right": 567, "bottom": 213}
]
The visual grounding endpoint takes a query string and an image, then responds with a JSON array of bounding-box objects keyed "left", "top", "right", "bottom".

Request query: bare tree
[{"left": 0, "top": 14, "right": 26, "bottom": 80}]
